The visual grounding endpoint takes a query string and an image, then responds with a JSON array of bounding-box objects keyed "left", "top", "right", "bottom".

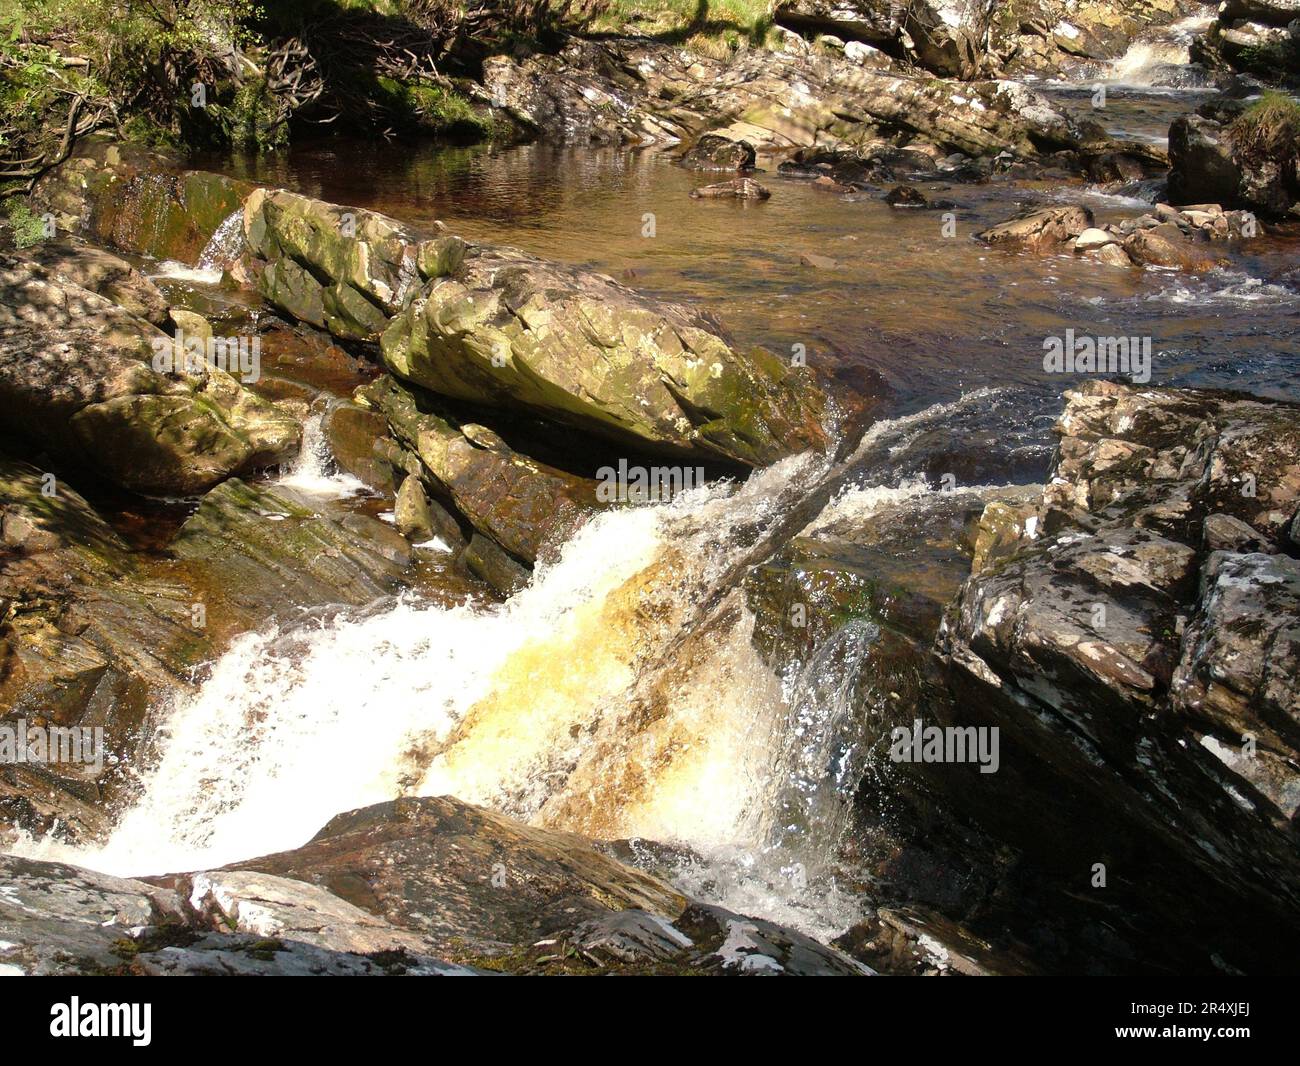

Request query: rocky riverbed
[{"left": 1, "top": 1, "right": 1298, "bottom": 976}]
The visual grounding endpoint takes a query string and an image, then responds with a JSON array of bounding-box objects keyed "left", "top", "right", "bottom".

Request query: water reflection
[{"left": 195, "top": 134, "right": 1300, "bottom": 439}]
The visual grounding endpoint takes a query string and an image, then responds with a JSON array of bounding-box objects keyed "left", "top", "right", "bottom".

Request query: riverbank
[{"left": 1, "top": 1, "right": 1298, "bottom": 976}]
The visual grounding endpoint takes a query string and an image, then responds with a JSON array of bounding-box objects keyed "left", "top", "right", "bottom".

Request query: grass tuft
[{"left": 1231, "top": 90, "right": 1300, "bottom": 160}]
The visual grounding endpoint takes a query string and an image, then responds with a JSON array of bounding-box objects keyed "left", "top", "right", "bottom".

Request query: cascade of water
[
  {"left": 1107, "top": 11, "right": 1216, "bottom": 87},
  {"left": 9, "top": 393, "right": 1011, "bottom": 937},
  {"left": 197, "top": 210, "right": 247, "bottom": 269},
  {"left": 274, "top": 409, "right": 369, "bottom": 501}
]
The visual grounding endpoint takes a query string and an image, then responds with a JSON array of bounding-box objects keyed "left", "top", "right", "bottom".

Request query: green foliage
[
  {"left": 1235, "top": 39, "right": 1300, "bottom": 81},
  {"left": 0, "top": 0, "right": 276, "bottom": 169},
  {"left": 3, "top": 195, "right": 48, "bottom": 247},
  {"left": 1231, "top": 90, "right": 1300, "bottom": 161},
  {"left": 375, "top": 76, "right": 496, "bottom": 138},
  {"left": 587, "top": 0, "right": 779, "bottom": 55},
  {"left": 207, "top": 76, "right": 290, "bottom": 149}
]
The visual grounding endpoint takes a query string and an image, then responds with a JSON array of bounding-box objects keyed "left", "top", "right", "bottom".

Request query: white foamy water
[
  {"left": 197, "top": 210, "right": 247, "bottom": 270},
  {"left": 146, "top": 210, "right": 247, "bottom": 285},
  {"left": 1144, "top": 271, "right": 1300, "bottom": 308},
  {"left": 1107, "top": 11, "right": 1216, "bottom": 87},
  {"left": 148, "top": 262, "right": 224, "bottom": 285},
  {"left": 10, "top": 397, "right": 1002, "bottom": 937},
  {"left": 275, "top": 411, "right": 368, "bottom": 500}
]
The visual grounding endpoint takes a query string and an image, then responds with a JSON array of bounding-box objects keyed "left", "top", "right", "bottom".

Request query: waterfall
[
  {"left": 197, "top": 210, "right": 247, "bottom": 270},
  {"left": 1107, "top": 10, "right": 1216, "bottom": 87},
  {"left": 9, "top": 394, "right": 1008, "bottom": 939},
  {"left": 147, "top": 209, "right": 246, "bottom": 284},
  {"left": 275, "top": 409, "right": 368, "bottom": 501}
]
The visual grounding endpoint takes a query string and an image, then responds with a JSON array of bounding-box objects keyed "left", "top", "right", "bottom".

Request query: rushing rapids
[
  {"left": 3, "top": 0, "right": 1300, "bottom": 979},
  {"left": 15, "top": 394, "right": 999, "bottom": 939}
]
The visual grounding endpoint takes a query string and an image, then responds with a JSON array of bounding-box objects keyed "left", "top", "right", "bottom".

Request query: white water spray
[
  {"left": 1107, "top": 11, "right": 1216, "bottom": 87},
  {"left": 10, "top": 396, "right": 1009, "bottom": 938},
  {"left": 275, "top": 410, "right": 368, "bottom": 500}
]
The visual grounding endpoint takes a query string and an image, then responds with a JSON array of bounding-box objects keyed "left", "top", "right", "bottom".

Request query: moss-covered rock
[
  {"left": 32, "top": 141, "right": 254, "bottom": 263},
  {"left": 0, "top": 458, "right": 213, "bottom": 844},
  {"left": 362, "top": 374, "right": 599, "bottom": 592},
  {"left": 171, "top": 479, "right": 412, "bottom": 618},
  {"left": 242, "top": 188, "right": 425, "bottom": 342},
  {"left": 381, "top": 244, "right": 827, "bottom": 466}
]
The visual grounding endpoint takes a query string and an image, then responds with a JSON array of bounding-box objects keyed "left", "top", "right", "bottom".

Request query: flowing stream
[{"left": 10, "top": 70, "right": 1300, "bottom": 943}]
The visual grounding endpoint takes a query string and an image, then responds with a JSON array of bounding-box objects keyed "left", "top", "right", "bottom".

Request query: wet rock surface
[
  {"left": 0, "top": 256, "right": 300, "bottom": 496},
  {"left": 171, "top": 478, "right": 412, "bottom": 619},
  {"left": 33, "top": 139, "right": 254, "bottom": 264},
  {"left": 928, "top": 381, "right": 1300, "bottom": 973},
  {"left": 0, "top": 460, "right": 209, "bottom": 845},
  {"left": 0, "top": 797, "right": 870, "bottom": 975},
  {"left": 1, "top": 8, "right": 1298, "bottom": 979},
  {"left": 361, "top": 375, "right": 598, "bottom": 592}
]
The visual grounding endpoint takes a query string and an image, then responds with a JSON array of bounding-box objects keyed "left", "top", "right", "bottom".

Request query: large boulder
[
  {"left": 0, "top": 854, "right": 481, "bottom": 976},
  {"left": 238, "top": 184, "right": 827, "bottom": 467},
  {"left": 241, "top": 189, "right": 433, "bottom": 342},
  {"left": 15, "top": 238, "right": 170, "bottom": 327},
  {"left": 1169, "top": 104, "right": 1300, "bottom": 216},
  {"left": 380, "top": 244, "right": 827, "bottom": 466},
  {"left": 0, "top": 257, "right": 300, "bottom": 496},
  {"left": 935, "top": 380, "right": 1300, "bottom": 973},
  {"left": 213, "top": 796, "right": 869, "bottom": 975}
]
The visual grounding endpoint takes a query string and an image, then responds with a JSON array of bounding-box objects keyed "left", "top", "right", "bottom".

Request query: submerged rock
[
  {"left": 690, "top": 177, "right": 772, "bottom": 199},
  {"left": 976, "top": 204, "right": 1094, "bottom": 250}
]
